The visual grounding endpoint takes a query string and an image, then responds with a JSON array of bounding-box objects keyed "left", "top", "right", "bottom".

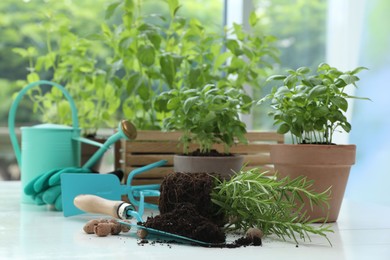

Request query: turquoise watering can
[{"left": 8, "top": 80, "right": 102, "bottom": 204}]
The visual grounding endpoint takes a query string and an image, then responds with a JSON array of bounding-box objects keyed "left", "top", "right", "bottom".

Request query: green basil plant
[
  {"left": 259, "top": 63, "right": 369, "bottom": 144},
  {"left": 155, "top": 84, "right": 253, "bottom": 155}
]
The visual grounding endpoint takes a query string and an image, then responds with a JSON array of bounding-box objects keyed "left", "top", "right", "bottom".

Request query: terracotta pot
[
  {"left": 270, "top": 144, "right": 356, "bottom": 222},
  {"left": 173, "top": 154, "right": 244, "bottom": 179}
]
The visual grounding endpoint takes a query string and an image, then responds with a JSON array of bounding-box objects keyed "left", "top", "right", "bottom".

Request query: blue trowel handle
[{"left": 74, "top": 194, "right": 143, "bottom": 222}]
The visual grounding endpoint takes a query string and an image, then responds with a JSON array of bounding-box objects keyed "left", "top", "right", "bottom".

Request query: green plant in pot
[
  {"left": 155, "top": 83, "right": 253, "bottom": 178},
  {"left": 258, "top": 62, "right": 369, "bottom": 222}
]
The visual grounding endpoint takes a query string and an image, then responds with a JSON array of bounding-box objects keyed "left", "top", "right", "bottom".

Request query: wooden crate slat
[
  {"left": 134, "top": 130, "right": 284, "bottom": 143},
  {"left": 127, "top": 142, "right": 181, "bottom": 153},
  {"left": 127, "top": 142, "right": 273, "bottom": 154},
  {"left": 131, "top": 178, "right": 164, "bottom": 185},
  {"left": 126, "top": 154, "right": 174, "bottom": 166},
  {"left": 126, "top": 154, "right": 271, "bottom": 167},
  {"left": 125, "top": 166, "right": 174, "bottom": 178},
  {"left": 135, "top": 131, "right": 182, "bottom": 141}
]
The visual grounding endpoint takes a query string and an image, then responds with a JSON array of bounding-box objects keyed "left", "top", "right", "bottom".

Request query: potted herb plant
[
  {"left": 258, "top": 63, "right": 369, "bottom": 222},
  {"left": 155, "top": 83, "right": 253, "bottom": 178}
]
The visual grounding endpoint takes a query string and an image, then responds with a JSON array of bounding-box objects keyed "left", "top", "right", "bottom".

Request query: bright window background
[{"left": 346, "top": 0, "right": 390, "bottom": 206}]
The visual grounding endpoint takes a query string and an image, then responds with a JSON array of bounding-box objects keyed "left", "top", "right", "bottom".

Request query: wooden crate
[{"left": 115, "top": 130, "right": 284, "bottom": 183}]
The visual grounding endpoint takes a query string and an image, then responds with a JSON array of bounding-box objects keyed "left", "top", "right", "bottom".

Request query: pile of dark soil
[{"left": 158, "top": 172, "right": 224, "bottom": 226}]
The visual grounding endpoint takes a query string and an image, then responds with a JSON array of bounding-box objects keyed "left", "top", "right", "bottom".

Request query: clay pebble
[{"left": 94, "top": 223, "right": 112, "bottom": 237}]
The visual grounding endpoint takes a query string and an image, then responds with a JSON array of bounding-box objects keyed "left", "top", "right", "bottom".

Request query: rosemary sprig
[{"left": 210, "top": 168, "right": 334, "bottom": 245}]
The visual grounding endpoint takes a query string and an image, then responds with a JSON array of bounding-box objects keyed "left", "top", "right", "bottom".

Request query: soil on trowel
[
  {"left": 158, "top": 172, "right": 224, "bottom": 226},
  {"left": 144, "top": 203, "right": 226, "bottom": 244}
]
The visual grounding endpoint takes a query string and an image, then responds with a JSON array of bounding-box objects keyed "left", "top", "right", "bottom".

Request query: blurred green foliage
[
  {"left": 0, "top": 0, "right": 223, "bottom": 127},
  {"left": 0, "top": 0, "right": 328, "bottom": 131}
]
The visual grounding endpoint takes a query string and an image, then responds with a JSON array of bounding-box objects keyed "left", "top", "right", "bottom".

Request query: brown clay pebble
[
  {"left": 94, "top": 223, "right": 112, "bottom": 237},
  {"left": 83, "top": 219, "right": 100, "bottom": 234},
  {"left": 136, "top": 229, "right": 148, "bottom": 239},
  {"left": 110, "top": 222, "right": 122, "bottom": 235},
  {"left": 120, "top": 220, "right": 131, "bottom": 233},
  {"left": 245, "top": 227, "right": 263, "bottom": 246}
]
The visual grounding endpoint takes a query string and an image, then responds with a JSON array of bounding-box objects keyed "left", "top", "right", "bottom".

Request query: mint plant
[
  {"left": 155, "top": 84, "right": 253, "bottom": 154},
  {"left": 259, "top": 63, "right": 369, "bottom": 144}
]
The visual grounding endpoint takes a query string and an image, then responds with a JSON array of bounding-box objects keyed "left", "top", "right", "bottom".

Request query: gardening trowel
[
  {"left": 61, "top": 159, "right": 167, "bottom": 217},
  {"left": 74, "top": 194, "right": 222, "bottom": 246}
]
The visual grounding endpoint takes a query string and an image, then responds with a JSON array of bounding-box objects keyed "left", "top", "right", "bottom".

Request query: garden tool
[
  {"left": 74, "top": 194, "right": 221, "bottom": 246},
  {"left": 61, "top": 159, "right": 167, "bottom": 217},
  {"left": 8, "top": 80, "right": 104, "bottom": 204},
  {"left": 23, "top": 119, "right": 137, "bottom": 210}
]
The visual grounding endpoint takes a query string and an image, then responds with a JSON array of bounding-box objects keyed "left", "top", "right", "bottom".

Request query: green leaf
[
  {"left": 312, "top": 107, "right": 329, "bottom": 117},
  {"left": 27, "top": 72, "right": 40, "bottom": 83},
  {"left": 160, "top": 54, "right": 176, "bottom": 87},
  {"left": 277, "top": 123, "right": 290, "bottom": 134},
  {"left": 105, "top": 2, "right": 121, "bottom": 20},
  {"left": 267, "top": 75, "right": 286, "bottom": 81},
  {"left": 12, "top": 48, "right": 28, "bottom": 58},
  {"left": 126, "top": 72, "right": 142, "bottom": 94},
  {"left": 249, "top": 12, "right": 259, "bottom": 27},
  {"left": 137, "top": 45, "right": 155, "bottom": 67},
  {"left": 330, "top": 96, "right": 348, "bottom": 112},
  {"left": 167, "top": 0, "right": 180, "bottom": 17},
  {"left": 339, "top": 74, "right": 357, "bottom": 85},
  {"left": 308, "top": 85, "right": 327, "bottom": 99},
  {"left": 167, "top": 97, "right": 181, "bottom": 110},
  {"left": 183, "top": 96, "right": 199, "bottom": 114},
  {"left": 146, "top": 31, "right": 162, "bottom": 49},
  {"left": 138, "top": 83, "right": 150, "bottom": 101},
  {"left": 296, "top": 67, "right": 310, "bottom": 74},
  {"left": 351, "top": 66, "right": 368, "bottom": 75},
  {"left": 318, "top": 62, "right": 330, "bottom": 71},
  {"left": 226, "top": 39, "right": 240, "bottom": 56},
  {"left": 341, "top": 122, "right": 351, "bottom": 132},
  {"left": 214, "top": 52, "right": 231, "bottom": 71}
]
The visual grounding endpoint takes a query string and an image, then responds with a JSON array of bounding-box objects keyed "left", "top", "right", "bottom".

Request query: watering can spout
[
  {"left": 120, "top": 120, "right": 137, "bottom": 140},
  {"left": 82, "top": 120, "right": 137, "bottom": 169}
]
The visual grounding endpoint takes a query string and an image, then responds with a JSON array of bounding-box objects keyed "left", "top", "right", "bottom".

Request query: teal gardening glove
[{"left": 24, "top": 167, "right": 91, "bottom": 211}]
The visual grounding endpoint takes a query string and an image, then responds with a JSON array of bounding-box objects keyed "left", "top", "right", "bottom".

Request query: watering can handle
[{"left": 8, "top": 80, "right": 79, "bottom": 167}]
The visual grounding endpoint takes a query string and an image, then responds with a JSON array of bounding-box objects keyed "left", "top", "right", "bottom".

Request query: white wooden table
[{"left": 1, "top": 181, "right": 389, "bottom": 260}]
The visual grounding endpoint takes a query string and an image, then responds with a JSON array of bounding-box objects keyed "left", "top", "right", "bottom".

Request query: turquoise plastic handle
[{"left": 8, "top": 80, "right": 79, "bottom": 167}]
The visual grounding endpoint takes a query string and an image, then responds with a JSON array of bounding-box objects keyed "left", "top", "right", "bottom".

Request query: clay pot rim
[{"left": 270, "top": 143, "right": 356, "bottom": 165}]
